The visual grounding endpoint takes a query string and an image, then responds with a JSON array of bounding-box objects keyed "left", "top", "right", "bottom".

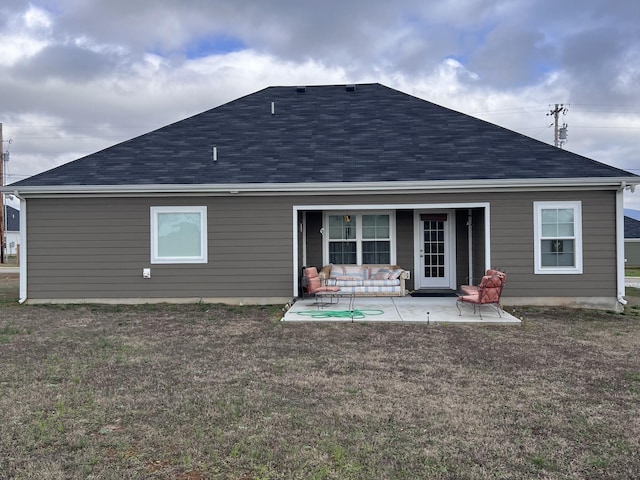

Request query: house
[
  {"left": 625, "top": 216, "right": 640, "bottom": 267},
  {"left": 4, "top": 83, "right": 638, "bottom": 309},
  {"left": 3, "top": 204, "right": 20, "bottom": 257}
]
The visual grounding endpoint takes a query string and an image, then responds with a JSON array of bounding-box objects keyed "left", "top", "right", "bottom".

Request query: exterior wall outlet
[
  {"left": 405, "top": 270, "right": 411, "bottom": 280},
  {"left": 143, "top": 268, "right": 151, "bottom": 278}
]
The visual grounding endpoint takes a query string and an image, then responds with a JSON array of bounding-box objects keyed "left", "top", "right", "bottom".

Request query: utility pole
[
  {"left": 0, "top": 122, "right": 4, "bottom": 264},
  {"left": 547, "top": 104, "right": 568, "bottom": 148}
]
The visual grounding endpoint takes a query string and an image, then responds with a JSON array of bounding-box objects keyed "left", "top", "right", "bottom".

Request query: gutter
[{"left": 3, "top": 176, "right": 639, "bottom": 197}]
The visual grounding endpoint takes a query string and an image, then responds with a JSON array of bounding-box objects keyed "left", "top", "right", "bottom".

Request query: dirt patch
[{"left": 1, "top": 279, "right": 640, "bottom": 479}]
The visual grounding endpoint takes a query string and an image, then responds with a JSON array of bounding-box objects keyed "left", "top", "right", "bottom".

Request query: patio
[{"left": 282, "top": 295, "right": 521, "bottom": 324}]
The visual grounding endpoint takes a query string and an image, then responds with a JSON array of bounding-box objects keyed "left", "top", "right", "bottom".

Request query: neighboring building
[
  {"left": 625, "top": 216, "right": 640, "bottom": 267},
  {"left": 4, "top": 204, "right": 20, "bottom": 256},
  {"left": 3, "top": 83, "right": 638, "bottom": 309}
]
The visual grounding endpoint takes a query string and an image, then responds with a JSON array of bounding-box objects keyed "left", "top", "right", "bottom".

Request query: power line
[
  {"left": 558, "top": 125, "right": 640, "bottom": 129},
  {"left": 473, "top": 104, "right": 640, "bottom": 117},
  {"left": 569, "top": 109, "right": 640, "bottom": 115},
  {"left": 471, "top": 106, "right": 549, "bottom": 115}
]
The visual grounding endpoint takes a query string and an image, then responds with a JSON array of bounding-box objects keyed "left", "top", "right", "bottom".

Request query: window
[
  {"left": 328, "top": 214, "right": 357, "bottom": 264},
  {"left": 326, "top": 213, "right": 393, "bottom": 264},
  {"left": 533, "top": 201, "right": 582, "bottom": 274},
  {"left": 362, "top": 214, "right": 391, "bottom": 264},
  {"left": 151, "top": 206, "right": 207, "bottom": 264}
]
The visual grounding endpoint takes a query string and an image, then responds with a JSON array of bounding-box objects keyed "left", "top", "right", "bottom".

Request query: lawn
[
  {"left": 1, "top": 274, "right": 640, "bottom": 479},
  {"left": 625, "top": 267, "right": 640, "bottom": 277}
]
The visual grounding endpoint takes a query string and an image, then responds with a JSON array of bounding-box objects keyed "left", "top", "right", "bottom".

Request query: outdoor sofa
[{"left": 318, "top": 264, "right": 408, "bottom": 296}]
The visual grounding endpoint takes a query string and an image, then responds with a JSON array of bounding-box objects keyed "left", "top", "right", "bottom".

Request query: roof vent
[
  {"left": 296, "top": 86, "right": 306, "bottom": 93},
  {"left": 345, "top": 84, "right": 356, "bottom": 92}
]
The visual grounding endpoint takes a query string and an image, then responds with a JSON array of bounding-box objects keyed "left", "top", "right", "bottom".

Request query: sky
[{"left": 1, "top": 0, "right": 639, "bottom": 210}]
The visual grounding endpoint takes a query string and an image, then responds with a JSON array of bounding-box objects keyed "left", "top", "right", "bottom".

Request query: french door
[{"left": 417, "top": 212, "right": 455, "bottom": 289}]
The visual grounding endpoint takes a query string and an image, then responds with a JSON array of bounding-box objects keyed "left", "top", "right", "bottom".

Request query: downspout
[
  {"left": 15, "top": 191, "right": 27, "bottom": 304},
  {"left": 467, "top": 209, "right": 473, "bottom": 286},
  {"left": 616, "top": 183, "right": 627, "bottom": 307}
]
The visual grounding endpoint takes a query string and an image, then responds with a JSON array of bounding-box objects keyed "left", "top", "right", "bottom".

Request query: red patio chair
[
  {"left": 460, "top": 269, "right": 506, "bottom": 296},
  {"left": 303, "top": 266, "right": 341, "bottom": 305},
  {"left": 456, "top": 274, "right": 504, "bottom": 319}
]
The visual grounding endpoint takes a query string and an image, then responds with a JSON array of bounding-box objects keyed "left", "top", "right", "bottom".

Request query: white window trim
[
  {"left": 533, "top": 201, "right": 582, "bottom": 274},
  {"left": 323, "top": 211, "right": 396, "bottom": 265},
  {"left": 150, "top": 206, "right": 208, "bottom": 264}
]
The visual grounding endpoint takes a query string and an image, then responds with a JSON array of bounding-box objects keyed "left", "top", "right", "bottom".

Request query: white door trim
[{"left": 413, "top": 210, "right": 457, "bottom": 289}]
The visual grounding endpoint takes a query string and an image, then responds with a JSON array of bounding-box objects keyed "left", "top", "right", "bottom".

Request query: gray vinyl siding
[
  {"left": 489, "top": 190, "right": 617, "bottom": 297},
  {"left": 25, "top": 189, "right": 619, "bottom": 300},
  {"left": 305, "top": 211, "right": 324, "bottom": 272},
  {"left": 395, "top": 210, "right": 414, "bottom": 290},
  {"left": 455, "top": 210, "right": 470, "bottom": 286},
  {"left": 26, "top": 196, "right": 294, "bottom": 299},
  {"left": 471, "top": 208, "right": 486, "bottom": 284}
]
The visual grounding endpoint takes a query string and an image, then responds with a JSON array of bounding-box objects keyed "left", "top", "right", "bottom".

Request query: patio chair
[
  {"left": 460, "top": 269, "right": 506, "bottom": 296},
  {"left": 456, "top": 273, "right": 504, "bottom": 319},
  {"left": 302, "top": 266, "right": 341, "bottom": 305}
]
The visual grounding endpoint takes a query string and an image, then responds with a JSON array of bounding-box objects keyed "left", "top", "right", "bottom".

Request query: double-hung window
[
  {"left": 362, "top": 214, "right": 391, "bottom": 264},
  {"left": 150, "top": 206, "right": 208, "bottom": 264},
  {"left": 326, "top": 213, "right": 393, "bottom": 264},
  {"left": 533, "top": 201, "right": 582, "bottom": 274},
  {"left": 328, "top": 214, "right": 357, "bottom": 264}
]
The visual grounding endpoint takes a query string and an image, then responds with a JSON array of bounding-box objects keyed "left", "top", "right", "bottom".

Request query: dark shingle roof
[
  {"left": 13, "top": 83, "right": 637, "bottom": 187},
  {"left": 625, "top": 216, "right": 640, "bottom": 239}
]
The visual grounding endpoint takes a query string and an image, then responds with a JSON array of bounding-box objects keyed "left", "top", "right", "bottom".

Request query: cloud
[
  {"left": 13, "top": 43, "right": 124, "bottom": 82},
  {"left": 560, "top": 28, "right": 628, "bottom": 101},
  {"left": 469, "top": 25, "right": 555, "bottom": 87},
  {"left": 0, "top": 3, "right": 52, "bottom": 66}
]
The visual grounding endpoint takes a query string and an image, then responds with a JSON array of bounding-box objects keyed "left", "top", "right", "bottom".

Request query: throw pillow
[
  {"left": 373, "top": 269, "right": 392, "bottom": 280},
  {"left": 389, "top": 269, "right": 404, "bottom": 280}
]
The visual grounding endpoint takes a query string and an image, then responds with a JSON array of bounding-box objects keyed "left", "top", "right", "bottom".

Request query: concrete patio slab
[
  {"left": 282, "top": 295, "right": 521, "bottom": 324},
  {"left": 626, "top": 277, "right": 640, "bottom": 288}
]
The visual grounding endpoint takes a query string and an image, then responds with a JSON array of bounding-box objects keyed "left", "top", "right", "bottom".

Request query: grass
[
  {"left": 625, "top": 267, "right": 640, "bottom": 277},
  {"left": 1, "top": 274, "right": 640, "bottom": 479},
  {"left": 0, "top": 273, "right": 19, "bottom": 305}
]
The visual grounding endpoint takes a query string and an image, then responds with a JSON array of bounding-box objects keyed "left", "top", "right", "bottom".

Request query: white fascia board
[{"left": 4, "top": 176, "right": 638, "bottom": 197}]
